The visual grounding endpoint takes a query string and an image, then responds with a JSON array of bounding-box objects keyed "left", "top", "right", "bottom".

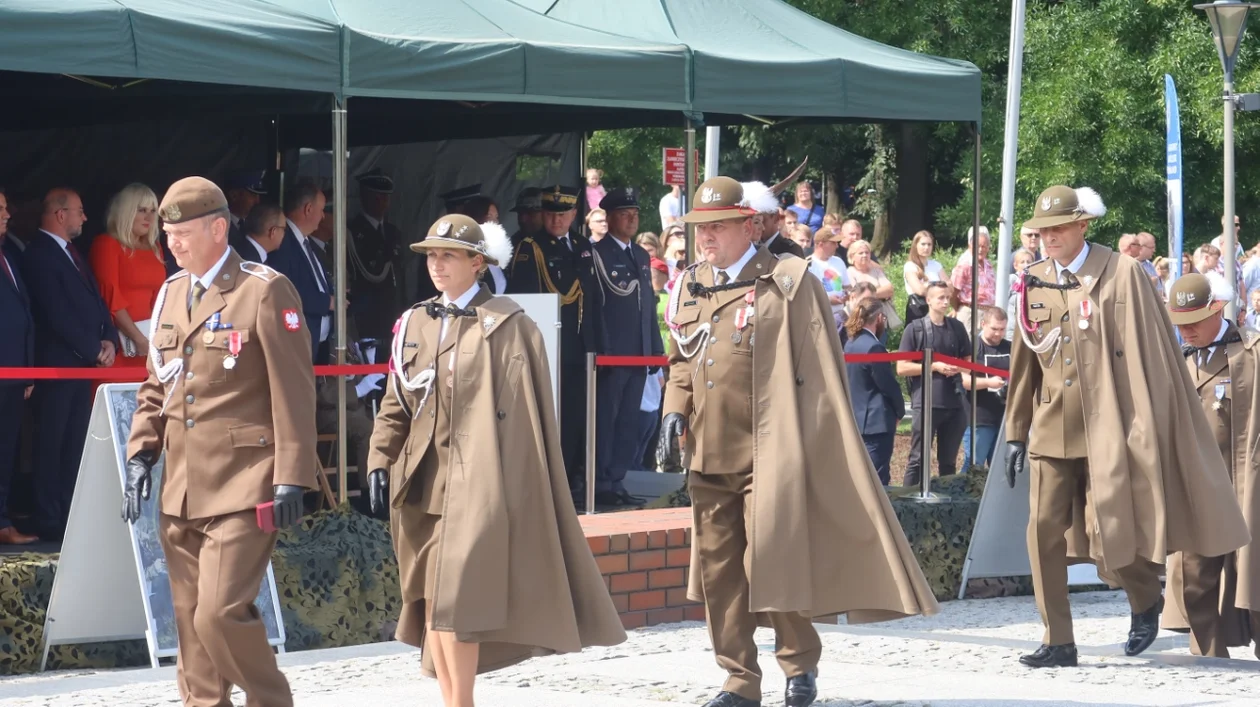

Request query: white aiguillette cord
[
  {"left": 390, "top": 307, "right": 435, "bottom": 419},
  {"left": 147, "top": 280, "right": 185, "bottom": 415}
]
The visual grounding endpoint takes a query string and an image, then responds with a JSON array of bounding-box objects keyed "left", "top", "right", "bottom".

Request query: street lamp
[{"left": 1196, "top": 0, "right": 1260, "bottom": 319}]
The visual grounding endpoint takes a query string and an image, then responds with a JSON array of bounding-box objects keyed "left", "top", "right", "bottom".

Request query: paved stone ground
[{"left": 3, "top": 591, "right": 1258, "bottom": 706}]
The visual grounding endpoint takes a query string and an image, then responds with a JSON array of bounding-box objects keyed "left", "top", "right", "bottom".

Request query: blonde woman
[
  {"left": 902, "top": 230, "right": 945, "bottom": 325},
  {"left": 636, "top": 231, "right": 661, "bottom": 259},
  {"left": 585, "top": 207, "right": 608, "bottom": 242},
  {"left": 1154, "top": 256, "right": 1173, "bottom": 298},
  {"left": 848, "top": 239, "right": 899, "bottom": 329},
  {"left": 89, "top": 183, "right": 166, "bottom": 366}
]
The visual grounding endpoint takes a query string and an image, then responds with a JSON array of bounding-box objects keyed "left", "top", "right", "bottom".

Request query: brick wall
[{"left": 579, "top": 508, "right": 703, "bottom": 630}]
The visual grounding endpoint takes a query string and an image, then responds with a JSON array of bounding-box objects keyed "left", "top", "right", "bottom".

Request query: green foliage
[{"left": 587, "top": 127, "right": 687, "bottom": 235}]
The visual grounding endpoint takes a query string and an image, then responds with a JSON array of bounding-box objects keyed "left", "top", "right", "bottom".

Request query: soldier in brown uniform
[
  {"left": 1005, "top": 185, "right": 1249, "bottom": 668},
  {"left": 1162, "top": 274, "right": 1260, "bottom": 659},
  {"left": 122, "top": 177, "right": 318, "bottom": 707},
  {"left": 658, "top": 177, "right": 939, "bottom": 707},
  {"left": 367, "top": 214, "right": 624, "bottom": 707}
]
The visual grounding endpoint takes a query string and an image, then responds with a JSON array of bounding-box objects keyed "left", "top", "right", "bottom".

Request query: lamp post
[{"left": 1197, "top": 0, "right": 1260, "bottom": 320}]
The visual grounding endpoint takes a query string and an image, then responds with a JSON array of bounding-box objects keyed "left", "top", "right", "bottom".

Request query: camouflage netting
[
  {"left": 0, "top": 506, "right": 402, "bottom": 676},
  {"left": 0, "top": 471, "right": 1031, "bottom": 676}
]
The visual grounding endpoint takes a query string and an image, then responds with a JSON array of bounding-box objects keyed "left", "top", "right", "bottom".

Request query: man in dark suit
[
  {"left": 591, "top": 188, "right": 663, "bottom": 506},
  {"left": 222, "top": 170, "right": 266, "bottom": 256},
  {"left": 232, "top": 203, "right": 285, "bottom": 264},
  {"left": 268, "top": 182, "right": 330, "bottom": 362},
  {"left": 23, "top": 188, "right": 117, "bottom": 540},
  {"left": 0, "top": 190, "right": 37, "bottom": 544},
  {"left": 347, "top": 171, "right": 410, "bottom": 360},
  {"left": 843, "top": 300, "right": 904, "bottom": 485},
  {"left": 507, "top": 185, "right": 601, "bottom": 495}
]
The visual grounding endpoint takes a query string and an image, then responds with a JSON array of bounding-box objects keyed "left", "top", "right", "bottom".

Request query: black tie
[{"left": 304, "top": 239, "right": 329, "bottom": 292}]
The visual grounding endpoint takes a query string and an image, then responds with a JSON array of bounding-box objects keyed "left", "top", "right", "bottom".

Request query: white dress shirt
[
  {"left": 1202, "top": 317, "right": 1231, "bottom": 366},
  {"left": 287, "top": 218, "right": 330, "bottom": 343},
  {"left": 363, "top": 213, "right": 382, "bottom": 231},
  {"left": 189, "top": 247, "right": 233, "bottom": 309},
  {"left": 440, "top": 282, "right": 481, "bottom": 344},
  {"left": 1053, "top": 243, "right": 1091, "bottom": 283},
  {"left": 713, "top": 244, "right": 758, "bottom": 284},
  {"left": 40, "top": 229, "right": 78, "bottom": 268},
  {"left": 245, "top": 236, "right": 267, "bottom": 263}
]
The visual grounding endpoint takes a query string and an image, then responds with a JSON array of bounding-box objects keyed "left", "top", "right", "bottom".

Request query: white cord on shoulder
[
  {"left": 239, "top": 262, "right": 276, "bottom": 281},
  {"left": 390, "top": 307, "right": 435, "bottom": 418},
  {"left": 147, "top": 280, "right": 185, "bottom": 415}
]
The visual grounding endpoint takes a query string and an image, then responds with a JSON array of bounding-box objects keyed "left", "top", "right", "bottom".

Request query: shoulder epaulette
[
  {"left": 240, "top": 261, "right": 280, "bottom": 281},
  {"left": 1243, "top": 327, "right": 1260, "bottom": 350}
]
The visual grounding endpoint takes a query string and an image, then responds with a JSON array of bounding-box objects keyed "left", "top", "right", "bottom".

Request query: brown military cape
[
  {"left": 1007, "top": 247, "right": 1250, "bottom": 571},
  {"left": 1164, "top": 327, "right": 1260, "bottom": 644},
  {"left": 369, "top": 292, "right": 626, "bottom": 676},
  {"left": 677, "top": 256, "right": 940, "bottom": 622}
]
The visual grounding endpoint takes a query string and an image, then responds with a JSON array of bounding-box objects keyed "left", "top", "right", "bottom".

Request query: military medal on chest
[
  {"left": 1214, "top": 380, "right": 1228, "bottom": 411},
  {"left": 223, "top": 330, "right": 242, "bottom": 370},
  {"left": 1078, "top": 299, "right": 1092, "bottom": 331},
  {"left": 732, "top": 290, "right": 754, "bottom": 344}
]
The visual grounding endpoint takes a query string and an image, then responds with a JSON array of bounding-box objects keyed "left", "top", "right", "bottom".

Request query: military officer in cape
[
  {"left": 122, "top": 177, "right": 318, "bottom": 707},
  {"left": 366, "top": 214, "right": 625, "bottom": 706},
  {"left": 507, "top": 185, "right": 601, "bottom": 495},
  {"left": 591, "top": 187, "right": 663, "bottom": 506},
  {"left": 1161, "top": 274, "right": 1260, "bottom": 659},
  {"left": 347, "top": 169, "right": 415, "bottom": 359},
  {"left": 1005, "top": 185, "right": 1250, "bottom": 668},
  {"left": 657, "top": 176, "right": 939, "bottom": 707}
]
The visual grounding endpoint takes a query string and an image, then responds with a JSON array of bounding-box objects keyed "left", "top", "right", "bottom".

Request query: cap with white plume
[{"left": 739, "top": 181, "right": 780, "bottom": 215}]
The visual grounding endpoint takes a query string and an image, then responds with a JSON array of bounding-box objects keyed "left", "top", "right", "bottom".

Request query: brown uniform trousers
[
  {"left": 128, "top": 253, "right": 317, "bottom": 707},
  {"left": 1017, "top": 265, "right": 1161, "bottom": 646},
  {"left": 1177, "top": 345, "right": 1260, "bottom": 657},
  {"left": 674, "top": 251, "right": 822, "bottom": 701}
]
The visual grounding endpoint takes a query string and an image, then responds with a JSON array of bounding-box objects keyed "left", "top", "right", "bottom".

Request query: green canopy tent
[{"left": 0, "top": 0, "right": 983, "bottom": 499}]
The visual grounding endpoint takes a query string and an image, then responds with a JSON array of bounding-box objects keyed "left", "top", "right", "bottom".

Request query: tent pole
[
  {"left": 704, "top": 126, "right": 720, "bottom": 178},
  {"left": 684, "top": 118, "right": 696, "bottom": 265},
  {"left": 969, "top": 124, "right": 981, "bottom": 468},
  {"left": 333, "top": 98, "right": 349, "bottom": 506},
  {"left": 580, "top": 131, "right": 589, "bottom": 178},
  {"left": 995, "top": 0, "right": 1026, "bottom": 309}
]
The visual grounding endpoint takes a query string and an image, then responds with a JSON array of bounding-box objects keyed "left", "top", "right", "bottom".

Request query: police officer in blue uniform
[
  {"left": 591, "top": 188, "right": 663, "bottom": 506},
  {"left": 507, "top": 185, "right": 601, "bottom": 495}
]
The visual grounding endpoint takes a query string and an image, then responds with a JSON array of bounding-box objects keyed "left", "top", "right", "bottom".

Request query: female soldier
[{"left": 367, "top": 214, "right": 625, "bottom": 707}]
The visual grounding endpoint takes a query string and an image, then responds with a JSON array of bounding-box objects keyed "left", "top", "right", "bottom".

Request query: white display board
[
  {"left": 958, "top": 420, "right": 1101, "bottom": 599},
  {"left": 40, "top": 384, "right": 285, "bottom": 670},
  {"left": 502, "top": 293, "right": 561, "bottom": 417}
]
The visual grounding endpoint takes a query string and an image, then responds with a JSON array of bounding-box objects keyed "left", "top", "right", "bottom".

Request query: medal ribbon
[{"left": 228, "top": 331, "right": 242, "bottom": 358}]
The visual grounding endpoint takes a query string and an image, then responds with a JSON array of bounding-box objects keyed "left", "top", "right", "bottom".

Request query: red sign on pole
[{"left": 662, "top": 147, "right": 699, "bottom": 186}]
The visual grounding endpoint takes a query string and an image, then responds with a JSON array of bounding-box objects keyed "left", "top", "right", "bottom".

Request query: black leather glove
[
  {"left": 656, "top": 412, "right": 687, "bottom": 472},
  {"left": 121, "top": 451, "right": 155, "bottom": 523},
  {"left": 272, "top": 485, "right": 306, "bottom": 529},
  {"left": 368, "top": 469, "right": 388, "bottom": 515},
  {"left": 1006, "top": 441, "right": 1027, "bottom": 489}
]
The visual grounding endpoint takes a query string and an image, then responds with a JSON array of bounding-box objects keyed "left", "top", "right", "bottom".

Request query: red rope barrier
[
  {"left": 595, "top": 355, "right": 670, "bottom": 367},
  {"left": 0, "top": 364, "right": 389, "bottom": 381},
  {"left": 936, "top": 353, "right": 1010, "bottom": 379},
  {"left": 844, "top": 351, "right": 923, "bottom": 364}
]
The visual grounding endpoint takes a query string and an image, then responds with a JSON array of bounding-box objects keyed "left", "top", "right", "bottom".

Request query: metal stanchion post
[
  {"left": 585, "top": 353, "right": 598, "bottom": 515},
  {"left": 914, "top": 347, "right": 948, "bottom": 503}
]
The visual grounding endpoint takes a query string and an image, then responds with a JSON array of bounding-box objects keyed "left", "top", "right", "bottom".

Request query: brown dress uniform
[
  {"left": 368, "top": 215, "right": 625, "bottom": 678},
  {"left": 128, "top": 243, "right": 317, "bottom": 705},
  {"left": 1161, "top": 277, "right": 1260, "bottom": 658},
  {"left": 664, "top": 177, "right": 938, "bottom": 703},
  {"left": 1008, "top": 187, "right": 1249, "bottom": 650}
]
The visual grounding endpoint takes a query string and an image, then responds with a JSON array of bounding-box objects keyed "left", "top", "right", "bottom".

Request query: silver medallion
[
  {"left": 731, "top": 331, "right": 742, "bottom": 345},
  {"left": 223, "top": 355, "right": 237, "bottom": 370}
]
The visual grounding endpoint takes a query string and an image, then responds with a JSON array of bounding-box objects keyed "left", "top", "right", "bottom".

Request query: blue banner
[{"left": 1165, "top": 74, "right": 1184, "bottom": 279}]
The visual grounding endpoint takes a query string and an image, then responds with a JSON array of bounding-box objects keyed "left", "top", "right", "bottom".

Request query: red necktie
[{"left": 66, "top": 243, "right": 92, "bottom": 284}]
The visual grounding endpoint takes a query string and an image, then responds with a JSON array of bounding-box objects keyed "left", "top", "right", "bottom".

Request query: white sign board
[
  {"left": 958, "top": 421, "right": 1101, "bottom": 599},
  {"left": 502, "top": 293, "right": 561, "bottom": 418},
  {"left": 40, "top": 384, "right": 285, "bottom": 670}
]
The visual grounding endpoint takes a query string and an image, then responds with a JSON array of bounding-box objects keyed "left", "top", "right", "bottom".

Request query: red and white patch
[{"left": 283, "top": 309, "right": 301, "bottom": 331}]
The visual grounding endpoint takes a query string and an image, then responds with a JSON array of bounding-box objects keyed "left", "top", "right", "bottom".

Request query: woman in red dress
[{"left": 89, "top": 183, "right": 167, "bottom": 367}]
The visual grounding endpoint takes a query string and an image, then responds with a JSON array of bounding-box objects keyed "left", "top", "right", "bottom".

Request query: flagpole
[{"left": 995, "top": 0, "right": 1027, "bottom": 309}]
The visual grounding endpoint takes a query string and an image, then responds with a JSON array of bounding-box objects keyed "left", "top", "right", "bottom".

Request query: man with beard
[
  {"left": 1161, "top": 273, "right": 1260, "bottom": 659},
  {"left": 508, "top": 185, "right": 600, "bottom": 496},
  {"left": 1006, "top": 185, "right": 1249, "bottom": 668}
]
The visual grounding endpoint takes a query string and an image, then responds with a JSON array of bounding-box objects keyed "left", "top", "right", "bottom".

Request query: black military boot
[
  {"left": 1019, "top": 643, "right": 1079, "bottom": 668},
  {"left": 702, "top": 691, "right": 760, "bottom": 707},
  {"left": 1124, "top": 595, "right": 1164, "bottom": 656},
  {"left": 784, "top": 670, "right": 818, "bottom": 706}
]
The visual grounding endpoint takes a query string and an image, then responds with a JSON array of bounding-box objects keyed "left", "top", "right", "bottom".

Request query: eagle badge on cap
[
  {"left": 165, "top": 204, "right": 182, "bottom": 222},
  {"left": 436, "top": 221, "right": 451, "bottom": 236},
  {"left": 701, "top": 188, "right": 715, "bottom": 204},
  {"left": 1176, "top": 291, "right": 1189, "bottom": 307},
  {"left": 1040, "top": 196, "right": 1051, "bottom": 211}
]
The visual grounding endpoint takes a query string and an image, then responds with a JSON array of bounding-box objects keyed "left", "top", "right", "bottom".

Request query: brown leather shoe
[{"left": 0, "top": 526, "right": 39, "bottom": 545}]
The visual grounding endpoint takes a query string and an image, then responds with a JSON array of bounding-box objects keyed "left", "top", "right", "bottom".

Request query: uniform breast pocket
[{"left": 153, "top": 331, "right": 179, "bottom": 354}]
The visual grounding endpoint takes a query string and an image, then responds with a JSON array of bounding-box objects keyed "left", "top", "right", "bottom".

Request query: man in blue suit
[
  {"left": 592, "top": 188, "right": 663, "bottom": 506},
  {"left": 0, "top": 190, "right": 38, "bottom": 544},
  {"left": 23, "top": 188, "right": 117, "bottom": 540},
  {"left": 268, "top": 182, "right": 330, "bottom": 362},
  {"left": 843, "top": 299, "right": 904, "bottom": 485}
]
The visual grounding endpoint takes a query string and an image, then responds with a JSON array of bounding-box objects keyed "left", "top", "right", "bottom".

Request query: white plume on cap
[
  {"left": 1074, "top": 187, "right": 1107, "bottom": 218},
  {"left": 740, "top": 181, "right": 780, "bottom": 214},
  {"left": 480, "top": 221, "right": 514, "bottom": 268},
  {"left": 1209, "top": 276, "right": 1235, "bottom": 303}
]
